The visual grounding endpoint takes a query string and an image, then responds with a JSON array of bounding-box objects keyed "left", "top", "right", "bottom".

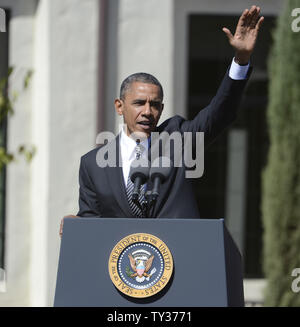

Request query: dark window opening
[{"left": 187, "top": 14, "right": 275, "bottom": 278}]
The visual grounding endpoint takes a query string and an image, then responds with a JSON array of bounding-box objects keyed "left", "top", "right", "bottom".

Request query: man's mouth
[{"left": 137, "top": 121, "right": 153, "bottom": 129}]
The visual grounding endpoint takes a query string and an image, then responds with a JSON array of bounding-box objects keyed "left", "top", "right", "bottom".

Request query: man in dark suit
[{"left": 60, "top": 6, "right": 264, "bottom": 235}]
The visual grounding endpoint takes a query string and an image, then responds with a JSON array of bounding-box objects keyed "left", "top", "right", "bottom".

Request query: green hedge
[{"left": 262, "top": 0, "right": 300, "bottom": 306}]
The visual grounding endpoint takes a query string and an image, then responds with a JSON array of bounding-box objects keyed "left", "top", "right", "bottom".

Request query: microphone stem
[
  {"left": 151, "top": 177, "right": 160, "bottom": 202},
  {"left": 132, "top": 176, "right": 142, "bottom": 201}
]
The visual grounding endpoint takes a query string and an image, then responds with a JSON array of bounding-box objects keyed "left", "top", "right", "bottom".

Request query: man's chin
[{"left": 129, "top": 130, "right": 150, "bottom": 141}]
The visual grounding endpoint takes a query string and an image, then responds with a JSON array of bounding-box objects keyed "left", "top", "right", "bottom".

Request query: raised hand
[{"left": 223, "top": 5, "right": 264, "bottom": 65}]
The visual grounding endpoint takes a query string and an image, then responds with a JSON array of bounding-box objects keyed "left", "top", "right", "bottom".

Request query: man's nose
[{"left": 143, "top": 101, "right": 151, "bottom": 115}]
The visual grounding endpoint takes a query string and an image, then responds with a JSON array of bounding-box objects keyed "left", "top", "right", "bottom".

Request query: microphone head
[
  {"left": 150, "top": 156, "right": 173, "bottom": 183},
  {"left": 129, "top": 158, "right": 150, "bottom": 184}
]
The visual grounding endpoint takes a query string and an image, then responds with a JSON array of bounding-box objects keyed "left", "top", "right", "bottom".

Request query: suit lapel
[
  {"left": 147, "top": 132, "right": 171, "bottom": 217},
  {"left": 104, "top": 134, "right": 134, "bottom": 218}
]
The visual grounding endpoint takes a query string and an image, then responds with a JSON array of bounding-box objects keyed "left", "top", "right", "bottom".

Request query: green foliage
[
  {"left": 0, "top": 67, "right": 35, "bottom": 170},
  {"left": 262, "top": 0, "right": 300, "bottom": 306},
  {"left": 125, "top": 266, "right": 134, "bottom": 278}
]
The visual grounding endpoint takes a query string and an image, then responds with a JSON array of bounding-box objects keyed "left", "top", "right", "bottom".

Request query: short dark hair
[{"left": 119, "top": 72, "right": 164, "bottom": 101}]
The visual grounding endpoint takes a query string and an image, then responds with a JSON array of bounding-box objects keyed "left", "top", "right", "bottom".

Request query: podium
[{"left": 54, "top": 218, "right": 244, "bottom": 307}]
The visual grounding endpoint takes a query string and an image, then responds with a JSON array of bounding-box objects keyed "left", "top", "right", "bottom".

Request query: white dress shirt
[
  {"left": 229, "top": 57, "right": 250, "bottom": 80},
  {"left": 120, "top": 129, "right": 149, "bottom": 187},
  {"left": 119, "top": 58, "right": 249, "bottom": 185}
]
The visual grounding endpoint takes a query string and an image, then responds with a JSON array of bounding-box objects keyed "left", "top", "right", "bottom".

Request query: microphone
[
  {"left": 149, "top": 156, "right": 172, "bottom": 202},
  {"left": 129, "top": 158, "right": 150, "bottom": 201}
]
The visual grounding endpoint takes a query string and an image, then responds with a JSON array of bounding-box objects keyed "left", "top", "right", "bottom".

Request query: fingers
[
  {"left": 236, "top": 6, "right": 257, "bottom": 31},
  {"left": 244, "top": 5, "right": 263, "bottom": 30},
  {"left": 63, "top": 214, "right": 78, "bottom": 218},
  {"left": 248, "top": 6, "right": 264, "bottom": 34},
  {"left": 59, "top": 218, "right": 64, "bottom": 238},
  {"left": 59, "top": 214, "right": 78, "bottom": 238},
  {"left": 242, "top": 6, "right": 254, "bottom": 27},
  {"left": 256, "top": 16, "right": 264, "bottom": 32},
  {"left": 222, "top": 27, "right": 233, "bottom": 42},
  {"left": 238, "top": 8, "right": 249, "bottom": 27},
  {"left": 249, "top": 7, "right": 260, "bottom": 28}
]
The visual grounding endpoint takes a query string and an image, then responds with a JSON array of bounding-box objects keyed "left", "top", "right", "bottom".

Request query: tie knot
[{"left": 135, "top": 141, "right": 143, "bottom": 160}]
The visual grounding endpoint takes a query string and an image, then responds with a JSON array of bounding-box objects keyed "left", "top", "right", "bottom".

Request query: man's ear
[{"left": 114, "top": 98, "right": 123, "bottom": 116}]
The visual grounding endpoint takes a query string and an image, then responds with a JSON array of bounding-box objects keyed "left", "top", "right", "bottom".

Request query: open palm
[{"left": 223, "top": 6, "right": 264, "bottom": 61}]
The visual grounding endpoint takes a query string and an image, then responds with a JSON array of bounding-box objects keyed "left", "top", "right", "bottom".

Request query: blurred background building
[{"left": 0, "top": 0, "right": 284, "bottom": 306}]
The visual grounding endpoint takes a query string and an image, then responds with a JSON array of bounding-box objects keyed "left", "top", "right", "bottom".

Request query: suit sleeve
[
  {"left": 179, "top": 67, "right": 252, "bottom": 146},
  {"left": 77, "top": 156, "right": 102, "bottom": 217}
]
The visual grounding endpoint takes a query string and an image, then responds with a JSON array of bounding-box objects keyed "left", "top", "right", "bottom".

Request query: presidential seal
[{"left": 108, "top": 233, "right": 173, "bottom": 298}]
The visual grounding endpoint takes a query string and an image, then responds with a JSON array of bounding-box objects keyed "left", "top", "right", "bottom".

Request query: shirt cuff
[{"left": 228, "top": 57, "right": 250, "bottom": 80}]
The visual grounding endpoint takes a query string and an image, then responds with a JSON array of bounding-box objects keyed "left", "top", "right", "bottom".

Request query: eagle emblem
[{"left": 126, "top": 249, "right": 156, "bottom": 283}]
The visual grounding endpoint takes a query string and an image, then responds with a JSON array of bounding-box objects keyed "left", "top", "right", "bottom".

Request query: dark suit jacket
[{"left": 77, "top": 68, "right": 251, "bottom": 218}]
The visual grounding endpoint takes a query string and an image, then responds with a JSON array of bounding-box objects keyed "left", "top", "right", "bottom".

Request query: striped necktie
[{"left": 126, "top": 140, "right": 145, "bottom": 217}]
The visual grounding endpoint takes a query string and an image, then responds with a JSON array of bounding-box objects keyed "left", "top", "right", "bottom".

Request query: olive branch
[{"left": 125, "top": 266, "right": 135, "bottom": 278}]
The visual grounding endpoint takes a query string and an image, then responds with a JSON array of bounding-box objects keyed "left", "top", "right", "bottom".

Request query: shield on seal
[{"left": 136, "top": 261, "right": 145, "bottom": 277}]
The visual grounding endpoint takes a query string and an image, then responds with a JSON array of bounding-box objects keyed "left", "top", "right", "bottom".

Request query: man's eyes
[
  {"left": 133, "top": 101, "right": 161, "bottom": 108},
  {"left": 151, "top": 102, "right": 162, "bottom": 109}
]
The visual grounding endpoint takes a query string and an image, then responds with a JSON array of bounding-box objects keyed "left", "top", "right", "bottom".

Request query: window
[{"left": 187, "top": 14, "right": 275, "bottom": 277}]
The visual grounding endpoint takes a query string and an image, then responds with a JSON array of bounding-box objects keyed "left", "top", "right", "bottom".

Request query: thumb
[{"left": 222, "top": 27, "right": 233, "bottom": 42}]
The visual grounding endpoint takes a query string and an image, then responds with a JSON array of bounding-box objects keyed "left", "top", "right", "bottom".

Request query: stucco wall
[{"left": 0, "top": 0, "right": 100, "bottom": 306}]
